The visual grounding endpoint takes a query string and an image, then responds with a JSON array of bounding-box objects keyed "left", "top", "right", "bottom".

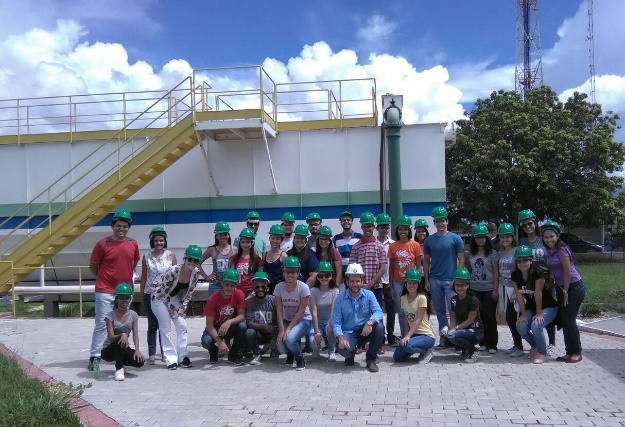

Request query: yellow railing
[
  {"left": 0, "top": 76, "right": 200, "bottom": 257},
  {"left": 0, "top": 261, "right": 15, "bottom": 317}
]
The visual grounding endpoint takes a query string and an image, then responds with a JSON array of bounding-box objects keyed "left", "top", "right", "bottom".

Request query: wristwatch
[{"left": 366, "top": 320, "right": 374, "bottom": 326}]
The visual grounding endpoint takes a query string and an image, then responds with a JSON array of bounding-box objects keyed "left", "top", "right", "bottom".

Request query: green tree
[{"left": 446, "top": 86, "right": 625, "bottom": 227}]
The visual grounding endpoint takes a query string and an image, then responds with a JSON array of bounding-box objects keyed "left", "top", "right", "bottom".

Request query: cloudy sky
[{"left": 0, "top": 0, "right": 624, "bottom": 136}]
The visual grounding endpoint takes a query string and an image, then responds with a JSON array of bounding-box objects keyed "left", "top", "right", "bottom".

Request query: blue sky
[{"left": 0, "top": 0, "right": 624, "bottom": 132}]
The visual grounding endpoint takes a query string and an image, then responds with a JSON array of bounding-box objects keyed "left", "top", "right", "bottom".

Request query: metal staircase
[{"left": 0, "top": 77, "right": 199, "bottom": 291}]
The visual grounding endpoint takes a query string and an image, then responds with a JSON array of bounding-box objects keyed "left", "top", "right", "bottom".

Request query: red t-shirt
[
  {"left": 203, "top": 289, "right": 246, "bottom": 329},
  {"left": 90, "top": 236, "right": 140, "bottom": 294},
  {"left": 229, "top": 254, "right": 263, "bottom": 293}
]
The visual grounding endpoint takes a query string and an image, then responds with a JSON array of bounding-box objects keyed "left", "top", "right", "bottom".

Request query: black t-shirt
[
  {"left": 170, "top": 281, "right": 189, "bottom": 297},
  {"left": 450, "top": 295, "right": 482, "bottom": 330},
  {"left": 511, "top": 267, "right": 558, "bottom": 312}
]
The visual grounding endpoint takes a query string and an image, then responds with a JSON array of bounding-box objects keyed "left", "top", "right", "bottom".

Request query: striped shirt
[{"left": 333, "top": 231, "right": 362, "bottom": 273}]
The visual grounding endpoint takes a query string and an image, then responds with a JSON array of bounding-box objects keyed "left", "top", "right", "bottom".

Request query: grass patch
[
  {"left": 59, "top": 302, "right": 94, "bottom": 318},
  {"left": 0, "top": 353, "right": 85, "bottom": 427},
  {"left": 0, "top": 302, "right": 44, "bottom": 319},
  {"left": 577, "top": 263, "right": 625, "bottom": 314}
]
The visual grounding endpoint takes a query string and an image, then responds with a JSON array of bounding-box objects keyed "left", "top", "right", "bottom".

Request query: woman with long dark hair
[
  {"left": 542, "top": 221, "right": 585, "bottom": 363},
  {"left": 315, "top": 225, "right": 343, "bottom": 287},
  {"left": 392, "top": 269, "right": 435, "bottom": 363},
  {"left": 309, "top": 261, "right": 340, "bottom": 361},
  {"left": 468, "top": 224, "right": 499, "bottom": 354},
  {"left": 264, "top": 224, "right": 288, "bottom": 294},
  {"left": 202, "top": 221, "right": 237, "bottom": 297},
  {"left": 230, "top": 228, "right": 263, "bottom": 297},
  {"left": 140, "top": 227, "right": 176, "bottom": 364},
  {"left": 287, "top": 224, "right": 319, "bottom": 286}
]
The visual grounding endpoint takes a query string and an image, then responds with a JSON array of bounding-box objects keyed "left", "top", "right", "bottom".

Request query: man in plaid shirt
[{"left": 349, "top": 212, "right": 387, "bottom": 354}]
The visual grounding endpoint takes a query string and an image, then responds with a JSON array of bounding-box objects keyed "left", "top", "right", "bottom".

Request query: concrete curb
[{"left": 0, "top": 343, "right": 122, "bottom": 427}]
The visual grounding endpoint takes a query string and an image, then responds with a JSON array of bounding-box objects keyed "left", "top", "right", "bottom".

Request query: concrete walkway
[
  {"left": 581, "top": 315, "right": 625, "bottom": 338},
  {"left": 1, "top": 316, "right": 624, "bottom": 427}
]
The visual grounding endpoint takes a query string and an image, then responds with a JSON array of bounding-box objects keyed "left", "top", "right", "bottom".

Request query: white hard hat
[{"left": 345, "top": 263, "right": 364, "bottom": 276}]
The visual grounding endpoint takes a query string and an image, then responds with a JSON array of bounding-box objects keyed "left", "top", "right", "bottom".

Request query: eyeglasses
[
  {"left": 283, "top": 270, "right": 298, "bottom": 275},
  {"left": 247, "top": 222, "right": 260, "bottom": 227},
  {"left": 317, "top": 273, "right": 331, "bottom": 279},
  {"left": 521, "top": 221, "right": 535, "bottom": 228},
  {"left": 318, "top": 237, "right": 331, "bottom": 242}
]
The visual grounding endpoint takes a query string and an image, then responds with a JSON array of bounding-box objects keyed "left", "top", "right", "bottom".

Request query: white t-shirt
[{"left": 273, "top": 280, "right": 312, "bottom": 321}]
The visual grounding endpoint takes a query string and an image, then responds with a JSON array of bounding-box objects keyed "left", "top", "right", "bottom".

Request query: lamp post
[{"left": 383, "top": 98, "right": 403, "bottom": 231}]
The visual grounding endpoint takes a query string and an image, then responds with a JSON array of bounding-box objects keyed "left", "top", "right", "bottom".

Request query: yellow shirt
[{"left": 401, "top": 294, "right": 435, "bottom": 338}]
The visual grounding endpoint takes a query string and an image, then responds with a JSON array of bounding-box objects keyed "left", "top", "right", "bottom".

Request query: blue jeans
[
  {"left": 516, "top": 307, "right": 559, "bottom": 355},
  {"left": 208, "top": 280, "right": 222, "bottom": 297},
  {"left": 276, "top": 318, "right": 311, "bottom": 362},
  {"left": 429, "top": 278, "right": 455, "bottom": 332},
  {"left": 448, "top": 328, "right": 484, "bottom": 354},
  {"left": 370, "top": 288, "right": 391, "bottom": 340},
  {"left": 90, "top": 292, "right": 115, "bottom": 358},
  {"left": 556, "top": 280, "right": 585, "bottom": 355},
  {"left": 201, "top": 322, "right": 247, "bottom": 358},
  {"left": 245, "top": 328, "right": 274, "bottom": 356},
  {"left": 337, "top": 322, "right": 385, "bottom": 362},
  {"left": 393, "top": 335, "right": 435, "bottom": 362},
  {"left": 143, "top": 292, "right": 162, "bottom": 357},
  {"left": 392, "top": 280, "right": 406, "bottom": 336},
  {"left": 309, "top": 320, "right": 337, "bottom": 355}
]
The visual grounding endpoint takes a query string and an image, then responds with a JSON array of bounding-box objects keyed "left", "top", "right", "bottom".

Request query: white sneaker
[
  {"left": 464, "top": 352, "right": 479, "bottom": 363},
  {"left": 328, "top": 353, "right": 337, "bottom": 362},
  {"left": 417, "top": 350, "right": 434, "bottom": 365},
  {"left": 249, "top": 355, "right": 262, "bottom": 366},
  {"left": 114, "top": 368, "right": 125, "bottom": 381},
  {"left": 546, "top": 344, "right": 556, "bottom": 356}
]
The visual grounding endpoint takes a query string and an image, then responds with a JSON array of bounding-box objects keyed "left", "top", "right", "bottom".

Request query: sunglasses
[
  {"left": 247, "top": 222, "right": 260, "bottom": 227},
  {"left": 317, "top": 273, "right": 331, "bottom": 279},
  {"left": 521, "top": 221, "right": 535, "bottom": 228},
  {"left": 186, "top": 258, "right": 201, "bottom": 264}
]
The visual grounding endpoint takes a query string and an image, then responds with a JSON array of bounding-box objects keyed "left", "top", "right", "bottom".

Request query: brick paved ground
[{"left": 1, "top": 316, "right": 624, "bottom": 427}]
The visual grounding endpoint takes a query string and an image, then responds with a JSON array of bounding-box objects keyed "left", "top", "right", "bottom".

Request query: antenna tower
[
  {"left": 587, "top": 0, "right": 596, "bottom": 104},
  {"left": 515, "top": 0, "right": 544, "bottom": 100}
]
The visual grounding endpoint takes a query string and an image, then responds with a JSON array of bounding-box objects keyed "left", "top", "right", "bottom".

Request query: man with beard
[
  {"left": 280, "top": 212, "right": 296, "bottom": 252},
  {"left": 332, "top": 263, "right": 384, "bottom": 373},
  {"left": 245, "top": 272, "right": 277, "bottom": 366},
  {"left": 306, "top": 212, "right": 322, "bottom": 251},
  {"left": 333, "top": 211, "right": 362, "bottom": 287}
]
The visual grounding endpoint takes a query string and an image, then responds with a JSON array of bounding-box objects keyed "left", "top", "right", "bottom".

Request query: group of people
[{"left": 86, "top": 206, "right": 586, "bottom": 380}]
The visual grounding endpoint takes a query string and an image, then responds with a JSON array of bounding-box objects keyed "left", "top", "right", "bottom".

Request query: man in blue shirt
[
  {"left": 332, "top": 263, "right": 384, "bottom": 372},
  {"left": 423, "top": 206, "right": 466, "bottom": 348}
]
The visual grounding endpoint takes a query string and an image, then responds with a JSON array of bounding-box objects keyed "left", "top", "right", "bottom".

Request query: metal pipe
[
  {"left": 14, "top": 282, "right": 211, "bottom": 295},
  {"left": 39, "top": 264, "right": 45, "bottom": 287}
]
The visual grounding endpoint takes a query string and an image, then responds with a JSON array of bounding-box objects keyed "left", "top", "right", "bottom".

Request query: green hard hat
[
  {"left": 514, "top": 245, "right": 533, "bottom": 258},
  {"left": 269, "top": 224, "right": 285, "bottom": 235},
  {"left": 498, "top": 222, "right": 515, "bottom": 235},
  {"left": 360, "top": 212, "right": 375, "bottom": 225},
  {"left": 214, "top": 221, "right": 231, "bottom": 234},
  {"left": 239, "top": 227, "right": 256, "bottom": 239},
  {"left": 246, "top": 211, "right": 260, "bottom": 220},
  {"left": 454, "top": 268, "right": 471, "bottom": 281},
  {"left": 184, "top": 244, "right": 203, "bottom": 261},
  {"left": 414, "top": 218, "right": 429, "bottom": 229},
  {"left": 115, "top": 283, "right": 133, "bottom": 296},
  {"left": 318, "top": 225, "right": 333, "bottom": 237},
  {"left": 472, "top": 224, "right": 489, "bottom": 237},
  {"left": 294, "top": 224, "right": 309, "bottom": 237},
  {"left": 518, "top": 209, "right": 536, "bottom": 223},
  {"left": 252, "top": 271, "right": 270, "bottom": 283},
  {"left": 339, "top": 211, "right": 353, "bottom": 219},
  {"left": 149, "top": 227, "right": 167, "bottom": 238},
  {"left": 281, "top": 212, "right": 295, "bottom": 223},
  {"left": 223, "top": 268, "right": 240, "bottom": 283},
  {"left": 432, "top": 206, "right": 448, "bottom": 219},
  {"left": 283, "top": 256, "right": 301, "bottom": 269},
  {"left": 541, "top": 220, "right": 561, "bottom": 234},
  {"left": 397, "top": 214, "right": 412, "bottom": 227},
  {"left": 306, "top": 212, "right": 321, "bottom": 223},
  {"left": 376, "top": 213, "right": 391, "bottom": 225},
  {"left": 317, "top": 261, "right": 333, "bottom": 273},
  {"left": 405, "top": 268, "right": 422, "bottom": 282},
  {"left": 113, "top": 209, "right": 132, "bottom": 223}
]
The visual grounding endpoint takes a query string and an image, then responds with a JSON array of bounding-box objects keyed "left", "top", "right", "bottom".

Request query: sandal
[{"left": 147, "top": 356, "right": 155, "bottom": 365}]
